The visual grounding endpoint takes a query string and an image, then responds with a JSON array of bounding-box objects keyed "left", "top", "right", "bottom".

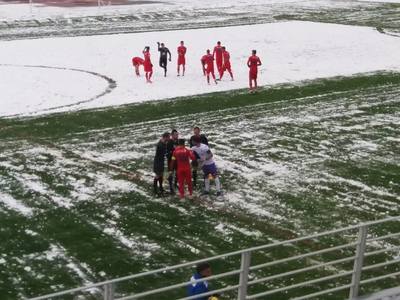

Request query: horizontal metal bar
[
  {"left": 360, "top": 270, "right": 400, "bottom": 285},
  {"left": 248, "top": 255, "right": 356, "bottom": 286},
  {"left": 247, "top": 270, "right": 354, "bottom": 299},
  {"left": 364, "top": 246, "right": 400, "bottom": 257},
  {"left": 250, "top": 242, "right": 357, "bottom": 271},
  {"left": 178, "top": 284, "right": 241, "bottom": 300},
  {"left": 291, "top": 283, "right": 353, "bottom": 300},
  {"left": 29, "top": 216, "right": 400, "bottom": 300},
  {"left": 367, "top": 232, "right": 400, "bottom": 243},
  {"left": 362, "top": 258, "right": 400, "bottom": 272},
  {"left": 115, "top": 269, "right": 241, "bottom": 300}
]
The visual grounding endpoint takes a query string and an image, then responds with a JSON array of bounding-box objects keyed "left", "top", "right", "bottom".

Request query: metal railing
[{"left": 29, "top": 216, "right": 400, "bottom": 300}]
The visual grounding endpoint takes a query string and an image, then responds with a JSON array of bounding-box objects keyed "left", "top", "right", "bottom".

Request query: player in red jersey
[
  {"left": 247, "top": 49, "right": 262, "bottom": 91},
  {"left": 132, "top": 56, "right": 144, "bottom": 76},
  {"left": 177, "top": 41, "right": 187, "bottom": 76},
  {"left": 200, "top": 54, "right": 207, "bottom": 76},
  {"left": 213, "top": 41, "right": 223, "bottom": 79},
  {"left": 203, "top": 50, "right": 217, "bottom": 85},
  {"left": 220, "top": 46, "right": 233, "bottom": 81},
  {"left": 143, "top": 46, "right": 153, "bottom": 83},
  {"left": 170, "top": 139, "right": 196, "bottom": 199}
]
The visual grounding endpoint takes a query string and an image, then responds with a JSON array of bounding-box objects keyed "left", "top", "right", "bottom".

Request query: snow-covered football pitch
[{"left": 0, "top": 1, "right": 400, "bottom": 299}]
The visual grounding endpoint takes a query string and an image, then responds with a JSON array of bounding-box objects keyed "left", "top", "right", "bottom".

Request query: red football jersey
[
  {"left": 247, "top": 55, "right": 261, "bottom": 70},
  {"left": 143, "top": 50, "right": 152, "bottom": 71},
  {"left": 172, "top": 147, "right": 195, "bottom": 171},
  {"left": 213, "top": 45, "right": 223, "bottom": 61},
  {"left": 223, "top": 51, "right": 230, "bottom": 63},
  {"left": 177, "top": 46, "right": 187, "bottom": 57},
  {"left": 132, "top": 57, "right": 144, "bottom": 65},
  {"left": 205, "top": 54, "right": 214, "bottom": 70}
]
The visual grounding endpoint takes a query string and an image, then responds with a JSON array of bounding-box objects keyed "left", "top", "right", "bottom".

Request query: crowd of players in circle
[
  {"left": 132, "top": 40, "right": 263, "bottom": 90},
  {"left": 153, "top": 127, "right": 222, "bottom": 199}
]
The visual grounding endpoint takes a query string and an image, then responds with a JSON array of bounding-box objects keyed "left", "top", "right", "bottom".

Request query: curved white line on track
[
  {"left": 1, "top": 21, "right": 400, "bottom": 117},
  {"left": 0, "top": 64, "right": 116, "bottom": 118}
]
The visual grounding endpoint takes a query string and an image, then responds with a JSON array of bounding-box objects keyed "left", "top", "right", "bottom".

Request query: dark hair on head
[
  {"left": 196, "top": 262, "right": 210, "bottom": 274},
  {"left": 222, "top": 46, "right": 226, "bottom": 50},
  {"left": 178, "top": 138, "right": 185, "bottom": 145},
  {"left": 180, "top": 40, "right": 184, "bottom": 43},
  {"left": 252, "top": 49, "right": 257, "bottom": 54},
  {"left": 162, "top": 132, "right": 170, "bottom": 138},
  {"left": 171, "top": 129, "right": 178, "bottom": 134},
  {"left": 217, "top": 41, "right": 221, "bottom": 44},
  {"left": 193, "top": 126, "right": 200, "bottom": 130},
  {"left": 206, "top": 49, "right": 210, "bottom": 54}
]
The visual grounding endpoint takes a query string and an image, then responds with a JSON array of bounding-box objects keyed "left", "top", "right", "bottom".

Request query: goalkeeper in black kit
[{"left": 157, "top": 42, "right": 172, "bottom": 77}]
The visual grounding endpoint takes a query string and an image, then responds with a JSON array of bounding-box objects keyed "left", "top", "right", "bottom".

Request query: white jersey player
[{"left": 191, "top": 136, "right": 222, "bottom": 196}]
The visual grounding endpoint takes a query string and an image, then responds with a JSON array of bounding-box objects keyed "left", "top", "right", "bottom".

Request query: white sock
[
  {"left": 204, "top": 179, "right": 210, "bottom": 192},
  {"left": 215, "top": 177, "right": 221, "bottom": 192}
]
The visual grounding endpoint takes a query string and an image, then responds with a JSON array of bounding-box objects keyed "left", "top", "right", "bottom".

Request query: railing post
[
  {"left": 237, "top": 251, "right": 252, "bottom": 300},
  {"left": 104, "top": 283, "right": 115, "bottom": 300},
  {"left": 349, "top": 225, "right": 368, "bottom": 299}
]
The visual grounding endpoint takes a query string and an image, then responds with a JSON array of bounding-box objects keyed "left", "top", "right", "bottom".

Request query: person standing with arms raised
[{"left": 157, "top": 42, "right": 172, "bottom": 77}]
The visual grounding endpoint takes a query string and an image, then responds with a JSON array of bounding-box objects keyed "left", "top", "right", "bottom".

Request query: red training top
[
  {"left": 132, "top": 57, "right": 144, "bottom": 66},
  {"left": 204, "top": 54, "right": 214, "bottom": 71},
  {"left": 177, "top": 46, "right": 187, "bottom": 57},
  {"left": 247, "top": 55, "right": 261, "bottom": 72},
  {"left": 171, "top": 146, "right": 195, "bottom": 171},
  {"left": 223, "top": 51, "right": 231, "bottom": 67},
  {"left": 213, "top": 45, "right": 223, "bottom": 63},
  {"left": 143, "top": 50, "right": 153, "bottom": 72}
]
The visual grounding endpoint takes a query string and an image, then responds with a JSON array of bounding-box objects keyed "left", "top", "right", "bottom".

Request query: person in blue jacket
[{"left": 187, "top": 262, "right": 212, "bottom": 300}]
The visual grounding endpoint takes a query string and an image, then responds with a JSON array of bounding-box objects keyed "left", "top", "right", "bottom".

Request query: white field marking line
[{"left": 0, "top": 64, "right": 117, "bottom": 118}]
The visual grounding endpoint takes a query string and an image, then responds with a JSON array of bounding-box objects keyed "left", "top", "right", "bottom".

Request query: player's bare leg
[
  {"left": 207, "top": 74, "right": 210, "bottom": 84},
  {"left": 182, "top": 65, "right": 185, "bottom": 76},
  {"left": 228, "top": 69, "right": 234, "bottom": 81},
  {"left": 146, "top": 71, "right": 153, "bottom": 83},
  {"left": 212, "top": 72, "right": 217, "bottom": 84},
  {"left": 135, "top": 65, "right": 140, "bottom": 77}
]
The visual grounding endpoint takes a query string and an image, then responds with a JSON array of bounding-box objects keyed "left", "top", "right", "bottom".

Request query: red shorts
[
  {"left": 206, "top": 67, "right": 214, "bottom": 74},
  {"left": 144, "top": 63, "right": 153, "bottom": 72},
  {"left": 223, "top": 63, "right": 231, "bottom": 71},
  {"left": 249, "top": 69, "right": 258, "bottom": 80},
  {"left": 178, "top": 56, "right": 185, "bottom": 65}
]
